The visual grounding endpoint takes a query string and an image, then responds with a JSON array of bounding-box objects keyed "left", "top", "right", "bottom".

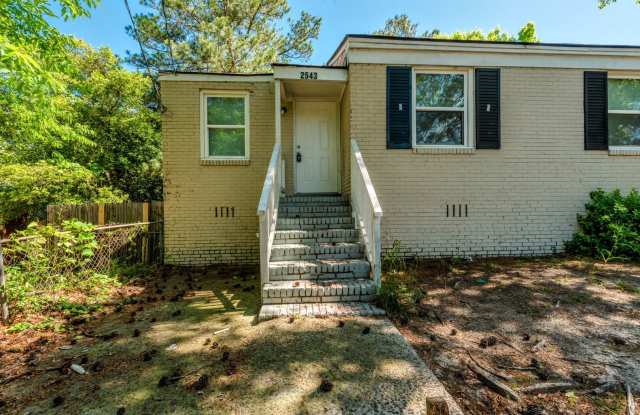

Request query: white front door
[{"left": 295, "top": 101, "right": 339, "bottom": 193}]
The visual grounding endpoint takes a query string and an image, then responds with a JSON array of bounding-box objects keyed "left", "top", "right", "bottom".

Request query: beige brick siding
[
  {"left": 161, "top": 80, "right": 277, "bottom": 265},
  {"left": 348, "top": 64, "right": 640, "bottom": 258}
]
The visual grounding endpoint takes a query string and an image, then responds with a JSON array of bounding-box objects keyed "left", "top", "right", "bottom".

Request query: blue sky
[{"left": 52, "top": 0, "right": 640, "bottom": 65}]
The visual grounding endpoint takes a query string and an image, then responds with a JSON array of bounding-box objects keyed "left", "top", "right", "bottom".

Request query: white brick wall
[{"left": 349, "top": 64, "right": 640, "bottom": 258}]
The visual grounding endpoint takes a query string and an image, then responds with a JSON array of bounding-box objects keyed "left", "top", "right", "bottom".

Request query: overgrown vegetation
[
  {"left": 3, "top": 220, "right": 121, "bottom": 316},
  {"left": 378, "top": 241, "right": 424, "bottom": 316},
  {"left": 566, "top": 189, "right": 640, "bottom": 262},
  {"left": 0, "top": 1, "right": 161, "bottom": 231},
  {"left": 0, "top": 161, "right": 124, "bottom": 230}
]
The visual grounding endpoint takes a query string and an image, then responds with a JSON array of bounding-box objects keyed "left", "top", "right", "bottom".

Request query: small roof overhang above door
[{"left": 274, "top": 64, "right": 347, "bottom": 100}]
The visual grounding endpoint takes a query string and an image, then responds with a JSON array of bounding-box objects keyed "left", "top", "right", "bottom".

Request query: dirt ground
[
  {"left": 394, "top": 257, "right": 640, "bottom": 415},
  {"left": 0, "top": 265, "right": 453, "bottom": 415}
]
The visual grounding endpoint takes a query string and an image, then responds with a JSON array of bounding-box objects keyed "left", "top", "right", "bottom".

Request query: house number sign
[{"left": 299, "top": 71, "right": 318, "bottom": 80}]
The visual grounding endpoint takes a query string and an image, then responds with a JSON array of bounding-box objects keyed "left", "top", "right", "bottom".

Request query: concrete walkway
[{"left": 247, "top": 315, "right": 464, "bottom": 415}]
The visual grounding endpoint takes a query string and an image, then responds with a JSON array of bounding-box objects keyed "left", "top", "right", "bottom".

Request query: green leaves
[
  {"left": 373, "top": 14, "right": 540, "bottom": 43},
  {"left": 599, "top": 0, "right": 640, "bottom": 9},
  {"left": 0, "top": 1, "right": 98, "bottom": 98},
  {"left": 373, "top": 14, "right": 419, "bottom": 37},
  {"left": 566, "top": 188, "right": 640, "bottom": 262},
  {"left": 0, "top": 160, "right": 124, "bottom": 227},
  {"left": 126, "top": 0, "right": 321, "bottom": 73}
]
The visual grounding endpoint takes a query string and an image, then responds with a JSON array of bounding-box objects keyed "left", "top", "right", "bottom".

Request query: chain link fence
[
  {"left": 0, "top": 221, "right": 163, "bottom": 321},
  {"left": 1, "top": 222, "right": 162, "bottom": 271}
]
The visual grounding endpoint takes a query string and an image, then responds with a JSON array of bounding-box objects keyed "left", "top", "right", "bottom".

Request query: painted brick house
[{"left": 159, "top": 35, "right": 640, "bottom": 318}]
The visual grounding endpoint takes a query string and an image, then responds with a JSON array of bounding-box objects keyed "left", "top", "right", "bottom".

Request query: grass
[
  {"left": 7, "top": 318, "right": 64, "bottom": 334},
  {"left": 590, "top": 393, "right": 628, "bottom": 415},
  {"left": 615, "top": 279, "right": 640, "bottom": 294}
]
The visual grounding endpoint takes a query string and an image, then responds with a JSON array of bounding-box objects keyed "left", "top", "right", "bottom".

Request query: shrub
[
  {"left": 378, "top": 241, "right": 425, "bottom": 316},
  {"left": 566, "top": 189, "right": 640, "bottom": 262},
  {"left": 382, "top": 240, "right": 406, "bottom": 272},
  {"left": 0, "top": 160, "right": 125, "bottom": 229},
  {"left": 377, "top": 272, "right": 424, "bottom": 316},
  {"left": 4, "top": 220, "right": 119, "bottom": 314}
]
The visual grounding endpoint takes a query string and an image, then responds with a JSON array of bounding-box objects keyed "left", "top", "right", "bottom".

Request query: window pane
[
  {"left": 609, "top": 113, "right": 640, "bottom": 146},
  {"left": 608, "top": 79, "right": 640, "bottom": 111},
  {"left": 208, "top": 128, "right": 245, "bottom": 157},
  {"left": 416, "top": 111, "right": 464, "bottom": 146},
  {"left": 416, "top": 73, "right": 465, "bottom": 108},
  {"left": 207, "top": 96, "right": 245, "bottom": 125}
]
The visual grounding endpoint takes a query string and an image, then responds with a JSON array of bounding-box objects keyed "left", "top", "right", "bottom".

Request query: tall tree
[
  {"left": 372, "top": 14, "right": 538, "bottom": 43},
  {"left": 599, "top": 0, "right": 640, "bottom": 7},
  {"left": 0, "top": 0, "right": 99, "bottom": 97},
  {"left": 373, "top": 14, "right": 418, "bottom": 37},
  {"left": 126, "top": 0, "right": 321, "bottom": 73}
]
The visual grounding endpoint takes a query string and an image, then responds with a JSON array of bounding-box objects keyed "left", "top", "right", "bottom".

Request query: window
[
  {"left": 414, "top": 71, "right": 469, "bottom": 147},
  {"left": 608, "top": 77, "right": 640, "bottom": 149},
  {"left": 201, "top": 91, "right": 249, "bottom": 159}
]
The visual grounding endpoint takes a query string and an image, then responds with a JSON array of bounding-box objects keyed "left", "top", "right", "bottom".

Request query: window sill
[
  {"left": 412, "top": 147, "right": 475, "bottom": 155},
  {"left": 608, "top": 148, "right": 640, "bottom": 156},
  {"left": 200, "top": 159, "right": 250, "bottom": 166}
]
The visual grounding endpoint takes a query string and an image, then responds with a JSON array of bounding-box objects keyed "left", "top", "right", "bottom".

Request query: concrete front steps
[{"left": 258, "top": 194, "right": 384, "bottom": 321}]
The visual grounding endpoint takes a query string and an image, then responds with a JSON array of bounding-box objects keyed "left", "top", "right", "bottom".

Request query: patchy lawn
[
  {"left": 391, "top": 257, "right": 640, "bottom": 415},
  {"left": 0, "top": 265, "right": 453, "bottom": 414}
]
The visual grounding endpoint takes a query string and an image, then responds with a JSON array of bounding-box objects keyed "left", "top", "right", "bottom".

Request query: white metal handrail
[
  {"left": 350, "top": 139, "right": 383, "bottom": 289},
  {"left": 257, "top": 142, "right": 283, "bottom": 287}
]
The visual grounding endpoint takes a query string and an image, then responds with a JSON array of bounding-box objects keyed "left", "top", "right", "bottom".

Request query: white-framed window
[
  {"left": 412, "top": 69, "right": 472, "bottom": 148},
  {"left": 200, "top": 91, "right": 250, "bottom": 160},
  {"left": 608, "top": 76, "right": 640, "bottom": 150}
]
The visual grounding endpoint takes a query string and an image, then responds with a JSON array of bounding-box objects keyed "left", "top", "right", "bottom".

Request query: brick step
[
  {"left": 281, "top": 194, "right": 344, "bottom": 204},
  {"left": 279, "top": 211, "right": 352, "bottom": 218},
  {"left": 276, "top": 223, "right": 355, "bottom": 231},
  {"left": 279, "top": 205, "right": 351, "bottom": 215},
  {"left": 273, "top": 229, "right": 360, "bottom": 245},
  {"left": 271, "top": 242, "right": 363, "bottom": 261},
  {"left": 279, "top": 202, "right": 350, "bottom": 209},
  {"left": 258, "top": 302, "right": 385, "bottom": 321},
  {"left": 268, "top": 259, "right": 370, "bottom": 281},
  {"left": 277, "top": 216, "right": 353, "bottom": 230},
  {"left": 277, "top": 223, "right": 356, "bottom": 231},
  {"left": 262, "top": 279, "right": 376, "bottom": 304}
]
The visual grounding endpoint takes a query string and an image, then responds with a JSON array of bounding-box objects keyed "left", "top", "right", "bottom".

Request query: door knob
[{"left": 296, "top": 152, "right": 302, "bottom": 163}]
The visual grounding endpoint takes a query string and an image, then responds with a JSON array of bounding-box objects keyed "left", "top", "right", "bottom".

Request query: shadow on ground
[
  {"left": 1, "top": 265, "right": 442, "bottom": 415},
  {"left": 393, "top": 257, "right": 640, "bottom": 414}
]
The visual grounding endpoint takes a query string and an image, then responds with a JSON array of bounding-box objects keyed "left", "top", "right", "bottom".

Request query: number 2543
[{"left": 299, "top": 71, "right": 318, "bottom": 80}]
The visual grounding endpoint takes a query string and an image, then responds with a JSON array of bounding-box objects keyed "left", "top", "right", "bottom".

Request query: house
[{"left": 159, "top": 35, "right": 640, "bottom": 318}]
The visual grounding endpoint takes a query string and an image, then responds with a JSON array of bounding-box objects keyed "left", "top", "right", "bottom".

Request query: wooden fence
[{"left": 47, "top": 201, "right": 163, "bottom": 226}]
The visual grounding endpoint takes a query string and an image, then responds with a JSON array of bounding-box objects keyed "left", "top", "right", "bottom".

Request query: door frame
[{"left": 292, "top": 98, "right": 342, "bottom": 194}]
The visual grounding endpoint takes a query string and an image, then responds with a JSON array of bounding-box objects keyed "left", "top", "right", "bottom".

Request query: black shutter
[
  {"left": 475, "top": 68, "right": 501, "bottom": 149},
  {"left": 386, "top": 66, "right": 412, "bottom": 149},
  {"left": 584, "top": 71, "right": 608, "bottom": 150}
]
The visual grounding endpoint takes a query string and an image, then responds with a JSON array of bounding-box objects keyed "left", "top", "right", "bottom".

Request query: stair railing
[
  {"left": 257, "top": 142, "right": 283, "bottom": 288},
  {"left": 350, "top": 139, "right": 383, "bottom": 289}
]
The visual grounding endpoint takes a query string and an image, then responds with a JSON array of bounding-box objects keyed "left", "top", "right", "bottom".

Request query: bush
[
  {"left": 382, "top": 240, "right": 406, "bottom": 273},
  {"left": 566, "top": 189, "right": 640, "bottom": 262},
  {"left": 4, "top": 220, "right": 119, "bottom": 314},
  {"left": 378, "top": 241, "right": 425, "bottom": 316},
  {"left": 0, "top": 160, "right": 125, "bottom": 228}
]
